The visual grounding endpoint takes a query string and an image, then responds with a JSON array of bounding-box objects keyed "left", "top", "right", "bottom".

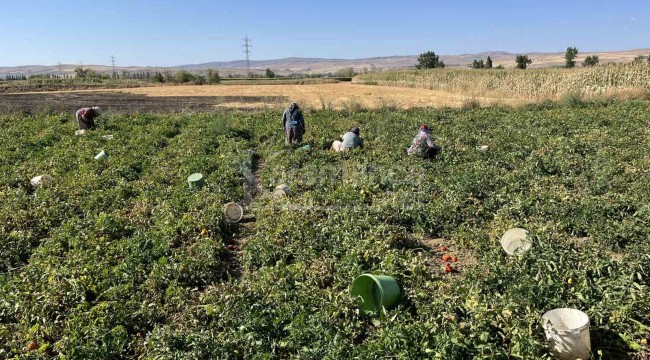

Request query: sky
[{"left": 0, "top": 0, "right": 648, "bottom": 67}]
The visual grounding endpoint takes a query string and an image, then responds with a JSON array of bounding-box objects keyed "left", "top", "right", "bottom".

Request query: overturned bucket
[
  {"left": 351, "top": 274, "right": 401, "bottom": 314},
  {"left": 30, "top": 174, "right": 54, "bottom": 187},
  {"left": 542, "top": 308, "right": 591, "bottom": 360},
  {"left": 223, "top": 202, "right": 244, "bottom": 222},
  {"left": 478, "top": 145, "right": 489, "bottom": 152},
  {"left": 187, "top": 173, "right": 205, "bottom": 189},
  {"left": 500, "top": 228, "right": 532, "bottom": 255},
  {"left": 94, "top": 150, "right": 108, "bottom": 160},
  {"left": 273, "top": 184, "right": 290, "bottom": 197}
]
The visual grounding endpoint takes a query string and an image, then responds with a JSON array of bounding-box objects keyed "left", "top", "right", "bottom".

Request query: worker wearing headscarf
[
  {"left": 76, "top": 106, "right": 101, "bottom": 130},
  {"left": 332, "top": 127, "right": 364, "bottom": 152},
  {"left": 282, "top": 102, "right": 305, "bottom": 144},
  {"left": 407, "top": 124, "right": 441, "bottom": 159}
]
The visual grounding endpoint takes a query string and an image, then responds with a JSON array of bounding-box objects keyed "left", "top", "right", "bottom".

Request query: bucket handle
[{"left": 541, "top": 317, "right": 586, "bottom": 335}]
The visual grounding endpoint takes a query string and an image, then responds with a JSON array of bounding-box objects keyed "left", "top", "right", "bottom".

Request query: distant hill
[{"left": 1, "top": 49, "right": 648, "bottom": 77}]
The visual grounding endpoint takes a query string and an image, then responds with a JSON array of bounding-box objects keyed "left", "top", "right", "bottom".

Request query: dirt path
[{"left": 223, "top": 152, "right": 263, "bottom": 279}]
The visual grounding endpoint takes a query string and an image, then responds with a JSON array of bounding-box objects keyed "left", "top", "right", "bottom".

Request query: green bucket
[
  {"left": 187, "top": 173, "right": 205, "bottom": 189},
  {"left": 351, "top": 274, "right": 401, "bottom": 313}
]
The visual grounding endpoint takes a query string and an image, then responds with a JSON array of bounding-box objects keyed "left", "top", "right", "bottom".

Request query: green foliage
[
  {"left": 265, "top": 68, "right": 276, "bottom": 78},
  {"left": 335, "top": 67, "right": 356, "bottom": 77},
  {"left": 485, "top": 56, "right": 493, "bottom": 69},
  {"left": 583, "top": 55, "right": 600, "bottom": 67},
  {"left": 1, "top": 103, "right": 649, "bottom": 358},
  {"left": 74, "top": 67, "right": 96, "bottom": 79},
  {"left": 472, "top": 59, "right": 485, "bottom": 69},
  {"left": 416, "top": 51, "right": 445, "bottom": 69},
  {"left": 515, "top": 55, "right": 533, "bottom": 69},
  {"left": 633, "top": 55, "right": 649, "bottom": 64},
  {"left": 206, "top": 69, "right": 221, "bottom": 84},
  {"left": 565, "top": 46, "right": 579, "bottom": 68},
  {"left": 174, "top": 70, "right": 195, "bottom": 83}
]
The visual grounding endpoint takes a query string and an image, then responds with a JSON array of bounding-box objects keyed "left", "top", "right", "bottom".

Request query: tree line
[{"left": 416, "top": 47, "right": 650, "bottom": 70}]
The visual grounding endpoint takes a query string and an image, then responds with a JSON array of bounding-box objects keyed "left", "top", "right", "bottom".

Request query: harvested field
[
  {"left": 0, "top": 83, "right": 526, "bottom": 114},
  {"left": 0, "top": 91, "right": 289, "bottom": 114}
]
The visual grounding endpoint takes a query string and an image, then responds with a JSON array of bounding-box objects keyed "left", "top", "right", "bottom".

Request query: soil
[
  {"left": 0, "top": 83, "right": 527, "bottom": 115},
  {"left": 419, "top": 237, "right": 479, "bottom": 276},
  {"left": 0, "top": 91, "right": 289, "bottom": 114}
]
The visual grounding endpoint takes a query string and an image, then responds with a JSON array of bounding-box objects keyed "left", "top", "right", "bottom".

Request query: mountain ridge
[{"left": 1, "top": 49, "right": 648, "bottom": 76}]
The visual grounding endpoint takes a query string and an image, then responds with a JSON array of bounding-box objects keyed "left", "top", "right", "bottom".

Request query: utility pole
[
  {"left": 110, "top": 55, "right": 117, "bottom": 78},
  {"left": 58, "top": 61, "right": 63, "bottom": 77},
  {"left": 242, "top": 34, "right": 252, "bottom": 77}
]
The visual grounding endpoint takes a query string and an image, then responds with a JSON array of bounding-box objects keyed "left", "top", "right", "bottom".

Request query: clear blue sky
[{"left": 1, "top": 0, "right": 647, "bottom": 66}]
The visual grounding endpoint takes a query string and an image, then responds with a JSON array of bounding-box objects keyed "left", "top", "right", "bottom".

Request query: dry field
[
  {"left": 0, "top": 83, "right": 526, "bottom": 114},
  {"left": 117, "top": 83, "right": 525, "bottom": 109}
]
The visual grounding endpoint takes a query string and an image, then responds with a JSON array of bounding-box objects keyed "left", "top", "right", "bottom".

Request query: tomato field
[{"left": 1, "top": 100, "right": 649, "bottom": 359}]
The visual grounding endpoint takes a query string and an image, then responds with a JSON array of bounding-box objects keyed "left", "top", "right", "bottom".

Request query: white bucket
[
  {"left": 223, "top": 202, "right": 244, "bottom": 222},
  {"left": 542, "top": 308, "right": 591, "bottom": 360},
  {"left": 94, "top": 150, "right": 108, "bottom": 160},
  {"left": 101, "top": 135, "right": 114, "bottom": 140},
  {"left": 478, "top": 145, "right": 489, "bottom": 152},
  {"left": 500, "top": 228, "right": 532, "bottom": 255},
  {"left": 273, "top": 184, "right": 290, "bottom": 197},
  {"left": 30, "top": 174, "right": 54, "bottom": 187},
  {"left": 75, "top": 129, "right": 86, "bottom": 136}
]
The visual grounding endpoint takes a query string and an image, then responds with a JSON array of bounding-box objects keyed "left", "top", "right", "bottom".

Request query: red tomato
[
  {"left": 27, "top": 342, "right": 37, "bottom": 351},
  {"left": 452, "top": 256, "right": 458, "bottom": 263},
  {"left": 445, "top": 264, "right": 453, "bottom": 273},
  {"left": 442, "top": 254, "right": 451, "bottom": 262},
  {"left": 440, "top": 245, "right": 447, "bottom": 251}
]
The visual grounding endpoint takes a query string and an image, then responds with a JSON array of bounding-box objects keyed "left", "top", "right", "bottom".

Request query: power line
[
  {"left": 242, "top": 34, "right": 252, "bottom": 76},
  {"left": 110, "top": 55, "right": 117, "bottom": 78}
]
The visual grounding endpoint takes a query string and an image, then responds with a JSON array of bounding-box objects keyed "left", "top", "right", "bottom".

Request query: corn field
[{"left": 353, "top": 63, "right": 650, "bottom": 99}]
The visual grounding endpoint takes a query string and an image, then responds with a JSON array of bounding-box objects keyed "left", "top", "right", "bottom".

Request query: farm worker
[
  {"left": 282, "top": 102, "right": 305, "bottom": 144},
  {"left": 407, "top": 124, "right": 441, "bottom": 159},
  {"left": 332, "top": 127, "right": 364, "bottom": 152},
  {"left": 76, "top": 106, "right": 101, "bottom": 130}
]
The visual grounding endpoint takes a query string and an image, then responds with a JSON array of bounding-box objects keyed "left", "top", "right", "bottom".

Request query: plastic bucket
[
  {"left": 101, "top": 135, "right": 114, "bottom": 140},
  {"left": 351, "top": 274, "right": 401, "bottom": 313},
  {"left": 223, "top": 202, "right": 244, "bottom": 222},
  {"left": 94, "top": 150, "right": 108, "bottom": 160},
  {"left": 187, "top": 173, "right": 205, "bottom": 189},
  {"left": 75, "top": 129, "right": 86, "bottom": 136},
  {"left": 297, "top": 144, "right": 311, "bottom": 151},
  {"left": 30, "top": 174, "right": 54, "bottom": 187},
  {"left": 542, "top": 308, "right": 591, "bottom": 360},
  {"left": 273, "top": 184, "right": 290, "bottom": 197},
  {"left": 500, "top": 228, "right": 532, "bottom": 255},
  {"left": 478, "top": 145, "right": 489, "bottom": 152}
]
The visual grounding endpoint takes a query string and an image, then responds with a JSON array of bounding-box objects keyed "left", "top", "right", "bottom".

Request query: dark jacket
[{"left": 282, "top": 106, "right": 305, "bottom": 130}]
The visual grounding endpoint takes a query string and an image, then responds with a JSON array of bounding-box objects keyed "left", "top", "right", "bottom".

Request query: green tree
[
  {"left": 485, "top": 56, "right": 493, "bottom": 69},
  {"left": 416, "top": 51, "right": 444, "bottom": 69},
  {"left": 515, "top": 55, "right": 533, "bottom": 69},
  {"left": 153, "top": 72, "right": 164, "bottom": 83},
  {"left": 471, "top": 59, "right": 485, "bottom": 69},
  {"left": 582, "top": 55, "right": 599, "bottom": 67},
  {"left": 206, "top": 69, "right": 221, "bottom": 84},
  {"left": 175, "top": 70, "right": 195, "bottom": 83},
  {"left": 265, "top": 68, "right": 275, "bottom": 78},
  {"left": 565, "top": 47, "right": 579, "bottom": 68},
  {"left": 335, "top": 67, "right": 355, "bottom": 77},
  {"left": 633, "top": 55, "right": 649, "bottom": 63}
]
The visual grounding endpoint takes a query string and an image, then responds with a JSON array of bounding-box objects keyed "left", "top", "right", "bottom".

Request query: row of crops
[
  {"left": 353, "top": 63, "right": 650, "bottom": 99},
  {"left": 1, "top": 100, "right": 649, "bottom": 358}
]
